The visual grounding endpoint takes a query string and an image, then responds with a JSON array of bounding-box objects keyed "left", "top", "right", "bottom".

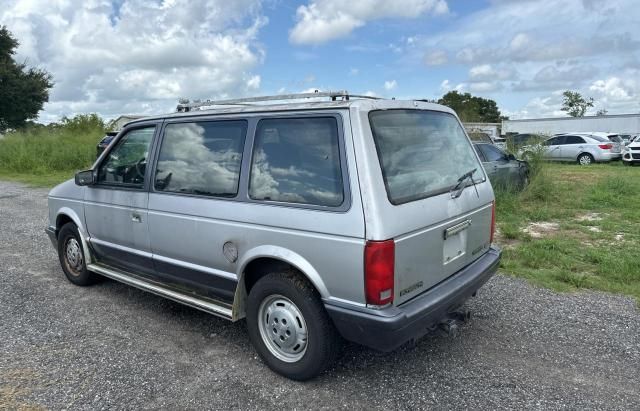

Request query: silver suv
[{"left": 46, "top": 91, "right": 501, "bottom": 380}]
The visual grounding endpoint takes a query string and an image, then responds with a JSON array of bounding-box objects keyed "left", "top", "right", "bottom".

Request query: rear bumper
[
  {"left": 324, "top": 246, "right": 501, "bottom": 352},
  {"left": 599, "top": 152, "right": 621, "bottom": 161}
]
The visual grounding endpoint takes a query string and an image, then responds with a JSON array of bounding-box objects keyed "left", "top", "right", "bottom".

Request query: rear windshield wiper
[{"left": 450, "top": 168, "right": 478, "bottom": 199}]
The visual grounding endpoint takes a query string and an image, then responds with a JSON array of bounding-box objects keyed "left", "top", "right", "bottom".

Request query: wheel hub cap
[
  {"left": 258, "top": 295, "right": 308, "bottom": 362},
  {"left": 65, "top": 238, "right": 83, "bottom": 274}
]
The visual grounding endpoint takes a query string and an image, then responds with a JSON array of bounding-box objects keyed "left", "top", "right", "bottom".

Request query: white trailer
[{"left": 502, "top": 114, "right": 640, "bottom": 135}]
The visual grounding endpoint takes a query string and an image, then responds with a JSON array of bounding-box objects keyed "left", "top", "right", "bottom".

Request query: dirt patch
[
  {"left": 494, "top": 227, "right": 521, "bottom": 249},
  {"left": 577, "top": 212, "right": 605, "bottom": 222},
  {"left": 0, "top": 369, "right": 43, "bottom": 410},
  {"left": 521, "top": 222, "right": 560, "bottom": 238},
  {"left": 588, "top": 226, "right": 602, "bottom": 233}
]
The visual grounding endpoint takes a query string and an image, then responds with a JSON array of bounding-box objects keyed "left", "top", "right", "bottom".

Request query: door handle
[{"left": 131, "top": 212, "right": 142, "bottom": 223}]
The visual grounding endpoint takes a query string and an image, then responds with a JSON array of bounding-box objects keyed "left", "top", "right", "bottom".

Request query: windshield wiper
[{"left": 450, "top": 168, "right": 478, "bottom": 199}]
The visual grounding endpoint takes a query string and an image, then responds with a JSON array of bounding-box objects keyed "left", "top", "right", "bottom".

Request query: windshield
[{"left": 369, "top": 110, "right": 484, "bottom": 205}]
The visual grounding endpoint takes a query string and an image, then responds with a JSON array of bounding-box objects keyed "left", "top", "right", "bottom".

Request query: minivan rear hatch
[{"left": 368, "top": 109, "right": 494, "bottom": 305}]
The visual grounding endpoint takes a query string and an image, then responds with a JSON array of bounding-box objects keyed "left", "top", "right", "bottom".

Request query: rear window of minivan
[{"left": 369, "top": 110, "right": 483, "bottom": 205}]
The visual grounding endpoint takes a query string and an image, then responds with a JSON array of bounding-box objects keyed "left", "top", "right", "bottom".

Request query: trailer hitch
[{"left": 438, "top": 309, "right": 472, "bottom": 337}]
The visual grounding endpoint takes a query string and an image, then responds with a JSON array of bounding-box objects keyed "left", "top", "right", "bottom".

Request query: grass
[
  {"left": 0, "top": 114, "right": 104, "bottom": 186},
  {"left": 495, "top": 161, "right": 640, "bottom": 303}
]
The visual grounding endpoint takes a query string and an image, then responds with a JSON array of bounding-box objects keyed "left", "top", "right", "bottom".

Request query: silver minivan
[{"left": 46, "top": 92, "right": 500, "bottom": 380}]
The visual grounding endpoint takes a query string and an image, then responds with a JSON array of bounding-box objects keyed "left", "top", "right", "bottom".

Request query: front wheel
[
  {"left": 577, "top": 153, "right": 594, "bottom": 165},
  {"left": 246, "top": 271, "right": 341, "bottom": 380},
  {"left": 57, "top": 223, "right": 99, "bottom": 286}
]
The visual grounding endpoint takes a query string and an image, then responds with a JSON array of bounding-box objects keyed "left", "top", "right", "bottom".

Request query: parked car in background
[
  {"left": 622, "top": 137, "right": 640, "bottom": 165},
  {"left": 467, "top": 131, "right": 493, "bottom": 144},
  {"left": 468, "top": 131, "right": 506, "bottom": 149},
  {"left": 96, "top": 131, "right": 118, "bottom": 158},
  {"left": 474, "top": 143, "right": 529, "bottom": 189},
  {"left": 492, "top": 136, "right": 507, "bottom": 150},
  {"left": 615, "top": 134, "right": 633, "bottom": 145},
  {"left": 522, "top": 134, "right": 621, "bottom": 165}
]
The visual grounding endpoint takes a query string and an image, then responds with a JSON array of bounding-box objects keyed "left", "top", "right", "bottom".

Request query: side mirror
[{"left": 75, "top": 169, "right": 96, "bottom": 186}]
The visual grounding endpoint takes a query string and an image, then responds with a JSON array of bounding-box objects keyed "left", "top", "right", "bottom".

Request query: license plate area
[
  {"left": 443, "top": 230, "right": 467, "bottom": 264},
  {"left": 443, "top": 220, "right": 470, "bottom": 265}
]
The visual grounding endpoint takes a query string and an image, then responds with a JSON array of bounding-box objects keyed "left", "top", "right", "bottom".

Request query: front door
[
  {"left": 84, "top": 125, "right": 157, "bottom": 275},
  {"left": 477, "top": 143, "right": 513, "bottom": 186},
  {"left": 560, "top": 135, "right": 586, "bottom": 161},
  {"left": 544, "top": 136, "right": 565, "bottom": 161}
]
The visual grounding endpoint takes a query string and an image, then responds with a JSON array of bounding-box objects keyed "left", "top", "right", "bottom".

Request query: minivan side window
[
  {"left": 154, "top": 120, "right": 247, "bottom": 197},
  {"left": 249, "top": 117, "right": 344, "bottom": 207},
  {"left": 97, "top": 126, "right": 155, "bottom": 188}
]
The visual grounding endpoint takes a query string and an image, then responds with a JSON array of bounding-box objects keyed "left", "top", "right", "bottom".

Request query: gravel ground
[{"left": 1, "top": 180, "right": 639, "bottom": 410}]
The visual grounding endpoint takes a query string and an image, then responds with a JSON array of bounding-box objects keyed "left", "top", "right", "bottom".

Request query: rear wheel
[
  {"left": 57, "top": 223, "right": 99, "bottom": 286},
  {"left": 577, "top": 153, "right": 594, "bottom": 165},
  {"left": 246, "top": 271, "right": 341, "bottom": 380}
]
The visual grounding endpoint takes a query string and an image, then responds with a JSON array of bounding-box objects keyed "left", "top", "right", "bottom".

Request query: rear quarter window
[{"left": 249, "top": 117, "right": 344, "bottom": 207}]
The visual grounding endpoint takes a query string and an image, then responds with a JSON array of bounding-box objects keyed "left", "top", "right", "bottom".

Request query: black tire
[
  {"left": 57, "top": 223, "right": 99, "bottom": 286},
  {"left": 577, "top": 153, "right": 594, "bottom": 165},
  {"left": 246, "top": 271, "right": 341, "bottom": 380}
]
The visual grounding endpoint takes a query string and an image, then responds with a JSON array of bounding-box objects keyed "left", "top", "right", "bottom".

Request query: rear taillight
[
  {"left": 598, "top": 143, "right": 612, "bottom": 150},
  {"left": 490, "top": 201, "right": 496, "bottom": 244},
  {"left": 364, "top": 240, "right": 395, "bottom": 306}
]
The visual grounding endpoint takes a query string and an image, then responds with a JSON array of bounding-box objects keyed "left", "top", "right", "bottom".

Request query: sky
[{"left": 1, "top": 0, "right": 638, "bottom": 123}]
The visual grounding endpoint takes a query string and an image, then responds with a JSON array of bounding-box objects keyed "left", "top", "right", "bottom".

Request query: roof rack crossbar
[{"left": 176, "top": 90, "right": 380, "bottom": 112}]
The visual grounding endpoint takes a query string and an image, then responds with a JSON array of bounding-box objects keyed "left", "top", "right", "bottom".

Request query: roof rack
[{"left": 176, "top": 90, "right": 381, "bottom": 112}]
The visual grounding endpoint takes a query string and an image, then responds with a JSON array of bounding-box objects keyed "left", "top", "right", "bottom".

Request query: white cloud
[
  {"left": 0, "top": 0, "right": 265, "bottom": 122},
  {"left": 469, "top": 64, "right": 493, "bottom": 79},
  {"left": 469, "top": 82, "right": 501, "bottom": 92},
  {"left": 424, "top": 50, "right": 447, "bottom": 66},
  {"left": 349, "top": 68, "right": 359, "bottom": 76},
  {"left": 469, "top": 64, "right": 515, "bottom": 81},
  {"left": 246, "top": 75, "right": 261, "bottom": 90},
  {"left": 589, "top": 77, "right": 634, "bottom": 102},
  {"left": 508, "top": 73, "right": 640, "bottom": 119},
  {"left": 588, "top": 73, "right": 640, "bottom": 113},
  {"left": 411, "top": 0, "right": 639, "bottom": 115},
  {"left": 384, "top": 80, "right": 397, "bottom": 91},
  {"left": 289, "top": 0, "right": 449, "bottom": 45}
]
